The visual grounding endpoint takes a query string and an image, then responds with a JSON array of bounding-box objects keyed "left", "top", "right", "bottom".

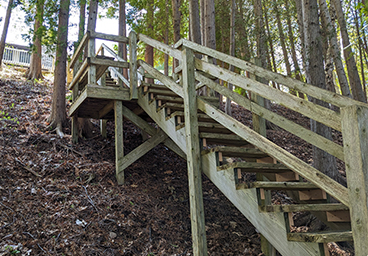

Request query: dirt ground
[{"left": 0, "top": 67, "right": 352, "bottom": 255}]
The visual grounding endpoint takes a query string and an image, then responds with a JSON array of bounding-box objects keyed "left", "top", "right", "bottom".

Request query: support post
[
  {"left": 182, "top": 46, "right": 207, "bottom": 255},
  {"left": 260, "top": 234, "right": 277, "bottom": 256},
  {"left": 88, "top": 32, "right": 96, "bottom": 84},
  {"left": 71, "top": 83, "right": 79, "bottom": 143},
  {"left": 99, "top": 47, "right": 107, "bottom": 138},
  {"left": 114, "top": 100, "right": 124, "bottom": 184},
  {"left": 341, "top": 105, "right": 368, "bottom": 255},
  {"left": 129, "top": 31, "right": 138, "bottom": 99}
]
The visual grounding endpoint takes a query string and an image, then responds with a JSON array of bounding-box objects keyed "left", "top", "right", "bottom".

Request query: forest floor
[{"left": 0, "top": 66, "right": 353, "bottom": 255}]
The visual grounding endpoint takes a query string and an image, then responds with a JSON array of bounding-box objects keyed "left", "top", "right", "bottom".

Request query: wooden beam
[
  {"left": 117, "top": 130, "right": 167, "bottom": 171},
  {"left": 71, "top": 83, "right": 79, "bottom": 143},
  {"left": 90, "top": 57, "right": 129, "bottom": 69},
  {"left": 114, "top": 101, "right": 124, "bottom": 185},
  {"left": 260, "top": 203, "right": 349, "bottom": 213},
  {"left": 68, "top": 88, "right": 88, "bottom": 117},
  {"left": 91, "top": 31, "right": 129, "bottom": 43},
  {"left": 179, "top": 39, "right": 365, "bottom": 108},
  {"left": 182, "top": 47, "right": 207, "bottom": 255},
  {"left": 68, "top": 58, "right": 89, "bottom": 90},
  {"left": 98, "top": 101, "right": 114, "bottom": 118},
  {"left": 138, "top": 33, "right": 182, "bottom": 60},
  {"left": 341, "top": 105, "right": 368, "bottom": 255},
  {"left": 110, "top": 67, "right": 130, "bottom": 88},
  {"left": 69, "top": 31, "right": 90, "bottom": 70},
  {"left": 85, "top": 85, "right": 130, "bottom": 100},
  {"left": 196, "top": 73, "right": 344, "bottom": 160},
  {"left": 197, "top": 98, "right": 349, "bottom": 206},
  {"left": 195, "top": 59, "right": 341, "bottom": 131},
  {"left": 139, "top": 60, "right": 184, "bottom": 98},
  {"left": 287, "top": 231, "right": 353, "bottom": 243},
  {"left": 129, "top": 31, "right": 138, "bottom": 99}
]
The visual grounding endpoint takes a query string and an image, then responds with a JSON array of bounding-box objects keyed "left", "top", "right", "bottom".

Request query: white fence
[{"left": 2, "top": 47, "right": 54, "bottom": 71}]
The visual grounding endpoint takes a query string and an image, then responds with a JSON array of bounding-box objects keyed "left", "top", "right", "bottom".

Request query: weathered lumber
[
  {"left": 236, "top": 182, "right": 319, "bottom": 190},
  {"left": 260, "top": 203, "right": 349, "bottom": 213},
  {"left": 179, "top": 39, "right": 365, "bottom": 108},
  {"left": 138, "top": 33, "right": 182, "bottom": 60},
  {"left": 197, "top": 98, "right": 349, "bottom": 207},
  {"left": 129, "top": 31, "right": 138, "bottom": 99},
  {"left": 98, "top": 101, "right": 114, "bottom": 119},
  {"left": 69, "top": 31, "right": 90, "bottom": 70},
  {"left": 201, "top": 146, "right": 268, "bottom": 158},
  {"left": 139, "top": 60, "right": 184, "bottom": 98},
  {"left": 218, "top": 162, "right": 291, "bottom": 172},
  {"left": 109, "top": 67, "right": 129, "bottom": 88},
  {"left": 91, "top": 31, "right": 129, "bottom": 43},
  {"left": 287, "top": 231, "right": 353, "bottom": 243},
  {"left": 182, "top": 47, "right": 207, "bottom": 255},
  {"left": 90, "top": 57, "right": 129, "bottom": 69},
  {"left": 121, "top": 105, "right": 186, "bottom": 160},
  {"left": 341, "top": 105, "right": 368, "bottom": 255},
  {"left": 195, "top": 60, "right": 341, "bottom": 131},
  {"left": 68, "top": 58, "right": 88, "bottom": 90},
  {"left": 114, "top": 101, "right": 124, "bottom": 185},
  {"left": 196, "top": 73, "right": 344, "bottom": 161},
  {"left": 117, "top": 129, "right": 167, "bottom": 171}
]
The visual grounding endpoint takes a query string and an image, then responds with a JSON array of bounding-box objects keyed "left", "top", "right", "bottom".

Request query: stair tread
[
  {"left": 259, "top": 203, "right": 349, "bottom": 213},
  {"left": 202, "top": 146, "right": 268, "bottom": 158},
  {"left": 166, "top": 111, "right": 214, "bottom": 122},
  {"left": 218, "top": 162, "right": 290, "bottom": 172},
  {"left": 287, "top": 230, "right": 353, "bottom": 243},
  {"left": 200, "top": 132, "right": 250, "bottom": 146},
  {"left": 236, "top": 181, "right": 318, "bottom": 190}
]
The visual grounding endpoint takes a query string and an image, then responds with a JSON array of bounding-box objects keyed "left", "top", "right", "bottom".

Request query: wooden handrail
[
  {"left": 109, "top": 67, "right": 130, "bottom": 88},
  {"left": 91, "top": 31, "right": 129, "bottom": 43},
  {"left": 178, "top": 39, "right": 367, "bottom": 108},
  {"left": 69, "top": 31, "right": 90, "bottom": 70},
  {"left": 101, "top": 43, "right": 126, "bottom": 62}
]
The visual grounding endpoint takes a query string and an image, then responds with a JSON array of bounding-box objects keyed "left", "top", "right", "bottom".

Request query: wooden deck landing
[{"left": 69, "top": 84, "right": 130, "bottom": 119}]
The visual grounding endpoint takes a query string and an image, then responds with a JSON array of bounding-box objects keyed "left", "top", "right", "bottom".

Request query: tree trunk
[
  {"left": 172, "top": 0, "right": 181, "bottom": 70},
  {"left": 164, "top": 0, "right": 169, "bottom": 76},
  {"left": 295, "top": 0, "right": 306, "bottom": 74},
  {"left": 225, "top": 0, "right": 235, "bottom": 115},
  {"left": 284, "top": 0, "right": 304, "bottom": 98},
  {"left": 264, "top": 2, "right": 278, "bottom": 89},
  {"left": 0, "top": 0, "right": 14, "bottom": 68},
  {"left": 319, "top": 0, "right": 351, "bottom": 97},
  {"left": 204, "top": 0, "right": 216, "bottom": 51},
  {"left": 145, "top": 0, "right": 154, "bottom": 83},
  {"left": 354, "top": 1, "right": 366, "bottom": 99},
  {"left": 74, "top": 0, "right": 85, "bottom": 72},
  {"left": 301, "top": 0, "right": 338, "bottom": 182},
  {"left": 332, "top": 0, "right": 366, "bottom": 102},
  {"left": 200, "top": 0, "right": 205, "bottom": 45},
  {"left": 189, "top": 0, "right": 201, "bottom": 45},
  {"left": 49, "top": 0, "right": 70, "bottom": 137},
  {"left": 26, "top": 0, "right": 44, "bottom": 80},
  {"left": 119, "top": 0, "right": 128, "bottom": 81}
]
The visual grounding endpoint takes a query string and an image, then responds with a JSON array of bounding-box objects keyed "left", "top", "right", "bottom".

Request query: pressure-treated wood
[
  {"left": 341, "top": 105, "right": 368, "bottom": 255},
  {"left": 91, "top": 31, "right": 129, "bottom": 43},
  {"left": 129, "top": 31, "right": 138, "bottom": 99},
  {"left": 69, "top": 31, "right": 90, "bottom": 70},
  {"left": 182, "top": 47, "right": 207, "bottom": 255},
  {"left": 236, "top": 181, "right": 319, "bottom": 190},
  {"left": 117, "top": 129, "right": 167, "bottom": 171},
  {"left": 114, "top": 101, "right": 124, "bottom": 184},
  {"left": 287, "top": 231, "right": 353, "bottom": 243},
  {"left": 196, "top": 73, "right": 344, "bottom": 160},
  {"left": 218, "top": 162, "right": 291, "bottom": 172},
  {"left": 260, "top": 203, "right": 349, "bottom": 213},
  {"left": 197, "top": 98, "right": 349, "bottom": 206}
]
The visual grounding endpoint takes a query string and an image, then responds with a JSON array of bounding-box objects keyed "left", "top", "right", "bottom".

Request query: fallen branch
[{"left": 15, "top": 158, "right": 42, "bottom": 177}]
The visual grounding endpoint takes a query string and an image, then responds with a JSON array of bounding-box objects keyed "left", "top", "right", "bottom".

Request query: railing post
[
  {"left": 88, "top": 30, "right": 96, "bottom": 84},
  {"left": 115, "top": 100, "right": 124, "bottom": 184},
  {"left": 99, "top": 47, "right": 107, "bottom": 138},
  {"left": 129, "top": 31, "right": 138, "bottom": 99},
  {"left": 341, "top": 105, "right": 368, "bottom": 255},
  {"left": 182, "top": 46, "right": 208, "bottom": 256}
]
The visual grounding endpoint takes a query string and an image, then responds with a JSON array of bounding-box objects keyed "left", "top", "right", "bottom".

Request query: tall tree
[
  {"left": 301, "top": 0, "right": 338, "bottom": 182},
  {"left": 319, "top": 0, "right": 351, "bottom": 97},
  {"left": 172, "top": 0, "right": 181, "bottom": 69},
  {"left": 225, "top": 0, "right": 235, "bottom": 115},
  {"left": 0, "top": 0, "right": 14, "bottom": 68},
  {"left": 188, "top": 0, "right": 201, "bottom": 45},
  {"left": 48, "top": 0, "right": 70, "bottom": 137},
  {"left": 145, "top": 0, "right": 154, "bottom": 83},
  {"left": 332, "top": 0, "right": 366, "bottom": 102},
  {"left": 26, "top": 0, "right": 45, "bottom": 80}
]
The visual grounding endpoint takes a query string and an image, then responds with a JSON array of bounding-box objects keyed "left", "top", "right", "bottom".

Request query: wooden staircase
[{"left": 67, "top": 31, "right": 368, "bottom": 256}]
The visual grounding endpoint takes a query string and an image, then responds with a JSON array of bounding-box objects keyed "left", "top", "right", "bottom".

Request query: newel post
[
  {"left": 87, "top": 30, "right": 96, "bottom": 84},
  {"left": 182, "top": 46, "right": 208, "bottom": 255},
  {"left": 129, "top": 31, "right": 138, "bottom": 99},
  {"left": 341, "top": 105, "right": 368, "bottom": 255}
]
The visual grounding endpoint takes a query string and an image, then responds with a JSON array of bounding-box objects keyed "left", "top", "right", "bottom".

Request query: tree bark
[
  {"left": 332, "top": 0, "right": 366, "bottom": 102},
  {"left": 26, "top": 0, "right": 44, "bottom": 80},
  {"left": 189, "top": 0, "right": 201, "bottom": 45},
  {"left": 49, "top": 0, "right": 70, "bottom": 137},
  {"left": 164, "top": 0, "right": 169, "bottom": 76},
  {"left": 119, "top": 0, "right": 128, "bottom": 81},
  {"left": 264, "top": 2, "right": 278, "bottom": 89},
  {"left": 319, "top": 0, "right": 351, "bottom": 97},
  {"left": 225, "top": 0, "right": 235, "bottom": 115},
  {"left": 145, "top": 0, "right": 154, "bottom": 83},
  {"left": 172, "top": 0, "right": 181, "bottom": 69},
  {"left": 301, "top": 0, "right": 338, "bottom": 182},
  {"left": 0, "top": 0, "right": 14, "bottom": 68},
  {"left": 204, "top": 0, "right": 216, "bottom": 51}
]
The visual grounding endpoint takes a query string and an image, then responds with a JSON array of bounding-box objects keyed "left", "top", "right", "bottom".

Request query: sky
[{"left": 0, "top": 2, "right": 123, "bottom": 50}]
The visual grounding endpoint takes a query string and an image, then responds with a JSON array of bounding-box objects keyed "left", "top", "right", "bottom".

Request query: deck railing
[{"left": 2, "top": 46, "right": 54, "bottom": 71}]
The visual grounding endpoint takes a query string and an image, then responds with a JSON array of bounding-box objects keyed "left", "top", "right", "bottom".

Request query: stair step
[
  {"left": 166, "top": 111, "right": 215, "bottom": 123},
  {"left": 176, "top": 122, "right": 232, "bottom": 133},
  {"left": 157, "top": 102, "right": 185, "bottom": 112},
  {"left": 236, "top": 181, "right": 318, "bottom": 190},
  {"left": 287, "top": 230, "right": 353, "bottom": 243},
  {"left": 153, "top": 94, "right": 219, "bottom": 105},
  {"left": 148, "top": 88, "right": 180, "bottom": 97},
  {"left": 259, "top": 203, "right": 349, "bottom": 213},
  {"left": 200, "top": 132, "right": 250, "bottom": 147},
  {"left": 202, "top": 146, "right": 269, "bottom": 158},
  {"left": 218, "top": 162, "right": 290, "bottom": 172}
]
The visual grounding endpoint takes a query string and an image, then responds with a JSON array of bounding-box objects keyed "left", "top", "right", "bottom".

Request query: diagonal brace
[
  {"left": 121, "top": 105, "right": 186, "bottom": 159},
  {"left": 117, "top": 129, "right": 167, "bottom": 172}
]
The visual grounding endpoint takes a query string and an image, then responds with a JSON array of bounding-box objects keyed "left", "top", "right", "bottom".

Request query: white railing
[{"left": 2, "top": 46, "right": 54, "bottom": 71}]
